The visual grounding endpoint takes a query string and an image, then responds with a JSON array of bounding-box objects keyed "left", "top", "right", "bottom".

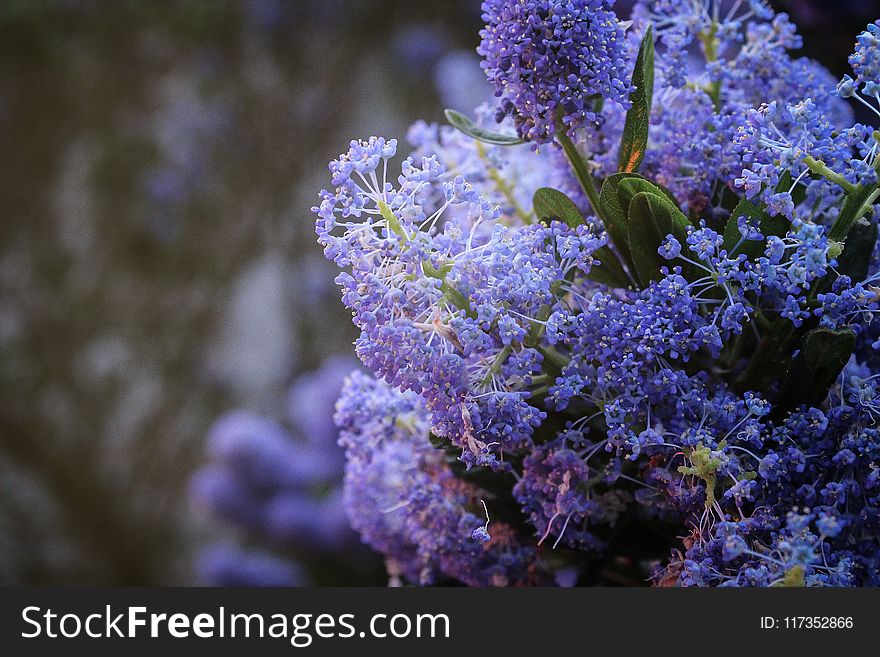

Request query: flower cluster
[
  {"left": 585, "top": 2, "right": 853, "bottom": 216},
  {"left": 848, "top": 22, "right": 880, "bottom": 94},
  {"left": 315, "top": 133, "right": 620, "bottom": 471},
  {"left": 337, "top": 371, "right": 542, "bottom": 586},
  {"left": 478, "top": 0, "right": 631, "bottom": 142},
  {"left": 315, "top": 1, "right": 880, "bottom": 586}
]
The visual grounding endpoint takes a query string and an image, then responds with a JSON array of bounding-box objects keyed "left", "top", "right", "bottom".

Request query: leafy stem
[
  {"left": 475, "top": 141, "right": 533, "bottom": 224},
  {"left": 537, "top": 344, "right": 570, "bottom": 378},
  {"left": 699, "top": 22, "right": 722, "bottom": 110},
  {"left": 422, "top": 260, "right": 474, "bottom": 317},
  {"left": 803, "top": 155, "right": 857, "bottom": 194},
  {"left": 481, "top": 344, "right": 513, "bottom": 386},
  {"left": 554, "top": 121, "right": 605, "bottom": 223},
  {"left": 829, "top": 183, "right": 880, "bottom": 241},
  {"left": 378, "top": 198, "right": 407, "bottom": 238}
]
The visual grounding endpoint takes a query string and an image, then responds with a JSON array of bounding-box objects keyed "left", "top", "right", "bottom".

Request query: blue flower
[
  {"left": 478, "top": 0, "right": 631, "bottom": 142},
  {"left": 472, "top": 526, "right": 492, "bottom": 543},
  {"left": 312, "top": 3, "right": 880, "bottom": 588},
  {"left": 658, "top": 235, "right": 682, "bottom": 259},
  {"left": 849, "top": 22, "right": 880, "bottom": 90}
]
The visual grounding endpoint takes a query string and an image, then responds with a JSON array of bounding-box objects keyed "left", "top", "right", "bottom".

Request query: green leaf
[
  {"left": 585, "top": 245, "right": 629, "bottom": 288},
  {"left": 720, "top": 176, "right": 794, "bottom": 259},
  {"left": 428, "top": 432, "right": 530, "bottom": 532},
  {"left": 816, "top": 216, "right": 879, "bottom": 295},
  {"left": 722, "top": 196, "right": 788, "bottom": 260},
  {"left": 616, "top": 176, "right": 680, "bottom": 214},
  {"left": 626, "top": 207, "right": 661, "bottom": 289},
  {"left": 598, "top": 173, "right": 681, "bottom": 272},
  {"left": 774, "top": 172, "right": 807, "bottom": 207},
  {"left": 836, "top": 217, "right": 878, "bottom": 284},
  {"left": 722, "top": 197, "right": 762, "bottom": 255},
  {"left": 428, "top": 431, "right": 459, "bottom": 458},
  {"left": 626, "top": 191, "right": 694, "bottom": 287},
  {"left": 777, "top": 328, "right": 856, "bottom": 410},
  {"left": 598, "top": 173, "right": 638, "bottom": 258},
  {"left": 618, "top": 25, "right": 654, "bottom": 173},
  {"left": 444, "top": 109, "right": 525, "bottom": 146},
  {"left": 533, "top": 187, "right": 584, "bottom": 228}
]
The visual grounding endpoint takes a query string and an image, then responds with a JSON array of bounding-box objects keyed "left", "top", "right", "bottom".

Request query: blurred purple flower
[
  {"left": 191, "top": 357, "right": 362, "bottom": 585},
  {"left": 198, "top": 544, "right": 306, "bottom": 586}
]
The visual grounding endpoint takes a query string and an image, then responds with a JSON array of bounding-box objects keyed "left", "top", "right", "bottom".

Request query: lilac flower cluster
[
  {"left": 631, "top": 1, "right": 776, "bottom": 88},
  {"left": 478, "top": 0, "right": 631, "bottom": 142},
  {"left": 315, "top": 134, "right": 619, "bottom": 471},
  {"left": 732, "top": 98, "right": 878, "bottom": 220},
  {"left": 337, "top": 372, "right": 542, "bottom": 586},
  {"left": 190, "top": 358, "right": 363, "bottom": 585},
  {"left": 315, "top": 1, "right": 880, "bottom": 586},
  {"left": 667, "top": 362, "right": 880, "bottom": 587},
  {"left": 584, "top": 1, "right": 854, "bottom": 215},
  {"left": 849, "top": 22, "right": 880, "bottom": 93}
]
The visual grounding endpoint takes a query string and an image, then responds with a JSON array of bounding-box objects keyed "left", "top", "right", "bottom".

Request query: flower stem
[
  {"left": 377, "top": 198, "right": 407, "bottom": 239},
  {"left": 803, "top": 155, "right": 856, "bottom": 194},
  {"left": 699, "top": 23, "right": 722, "bottom": 110},
  {"left": 476, "top": 141, "right": 532, "bottom": 224},
  {"left": 555, "top": 127, "right": 605, "bottom": 223}
]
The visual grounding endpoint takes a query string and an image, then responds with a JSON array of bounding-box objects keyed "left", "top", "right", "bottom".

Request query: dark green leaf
[
  {"left": 618, "top": 25, "right": 654, "bottom": 173},
  {"left": 816, "top": 216, "right": 879, "bottom": 294},
  {"left": 722, "top": 197, "right": 761, "bottom": 254},
  {"left": 836, "top": 217, "right": 878, "bottom": 284},
  {"left": 533, "top": 187, "right": 584, "bottom": 228},
  {"left": 599, "top": 173, "right": 681, "bottom": 273},
  {"left": 627, "top": 204, "right": 662, "bottom": 289},
  {"left": 428, "top": 432, "right": 530, "bottom": 532},
  {"left": 585, "top": 245, "right": 629, "bottom": 288},
  {"left": 777, "top": 328, "right": 856, "bottom": 410},
  {"left": 524, "top": 304, "right": 552, "bottom": 348},
  {"left": 444, "top": 109, "right": 525, "bottom": 146},
  {"left": 722, "top": 196, "right": 788, "bottom": 260},
  {"left": 626, "top": 191, "right": 694, "bottom": 287},
  {"left": 598, "top": 173, "right": 638, "bottom": 257},
  {"left": 775, "top": 171, "right": 792, "bottom": 191},
  {"left": 774, "top": 172, "right": 807, "bottom": 207},
  {"left": 616, "top": 176, "right": 680, "bottom": 215},
  {"left": 537, "top": 345, "right": 569, "bottom": 379},
  {"left": 428, "top": 431, "right": 458, "bottom": 457}
]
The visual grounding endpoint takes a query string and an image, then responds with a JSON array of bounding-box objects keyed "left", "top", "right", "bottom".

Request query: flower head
[
  {"left": 849, "top": 22, "right": 880, "bottom": 91},
  {"left": 478, "top": 0, "right": 631, "bottom": 142}
]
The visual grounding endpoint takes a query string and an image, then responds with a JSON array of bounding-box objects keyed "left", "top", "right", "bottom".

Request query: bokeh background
[{"left": 0, "top": 0, "right": 876, "bottom": 585}]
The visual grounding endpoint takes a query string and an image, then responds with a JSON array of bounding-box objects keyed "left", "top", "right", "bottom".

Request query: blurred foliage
[{"left": 0, "top": 0, "right": 480, "bottom": 585}]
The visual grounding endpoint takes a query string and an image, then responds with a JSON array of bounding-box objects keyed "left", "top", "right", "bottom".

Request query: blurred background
[{"left": 0, "top": 0, "right": 876, "bottom": 585}]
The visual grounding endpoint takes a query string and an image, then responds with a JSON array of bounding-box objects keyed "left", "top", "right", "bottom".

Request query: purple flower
[
  {"left": 849, "top": 22, "right": 880, "bottom": 90},
  {"left": 478, "top": 0, "right": 631, "bottom": 142},
  {"left": 311, "top": 4, "right": 880, "bottom": 588},
  {"left": 658, "top": 235, "right": 682, "bottom": 259},
  {"left": 197, "top": 544, "right": 306, "bottom": 587}
]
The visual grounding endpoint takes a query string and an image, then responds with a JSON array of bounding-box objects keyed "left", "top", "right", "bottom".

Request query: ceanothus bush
[{"left": 315, "top": 0, "right": 880, "bottom": 587}]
